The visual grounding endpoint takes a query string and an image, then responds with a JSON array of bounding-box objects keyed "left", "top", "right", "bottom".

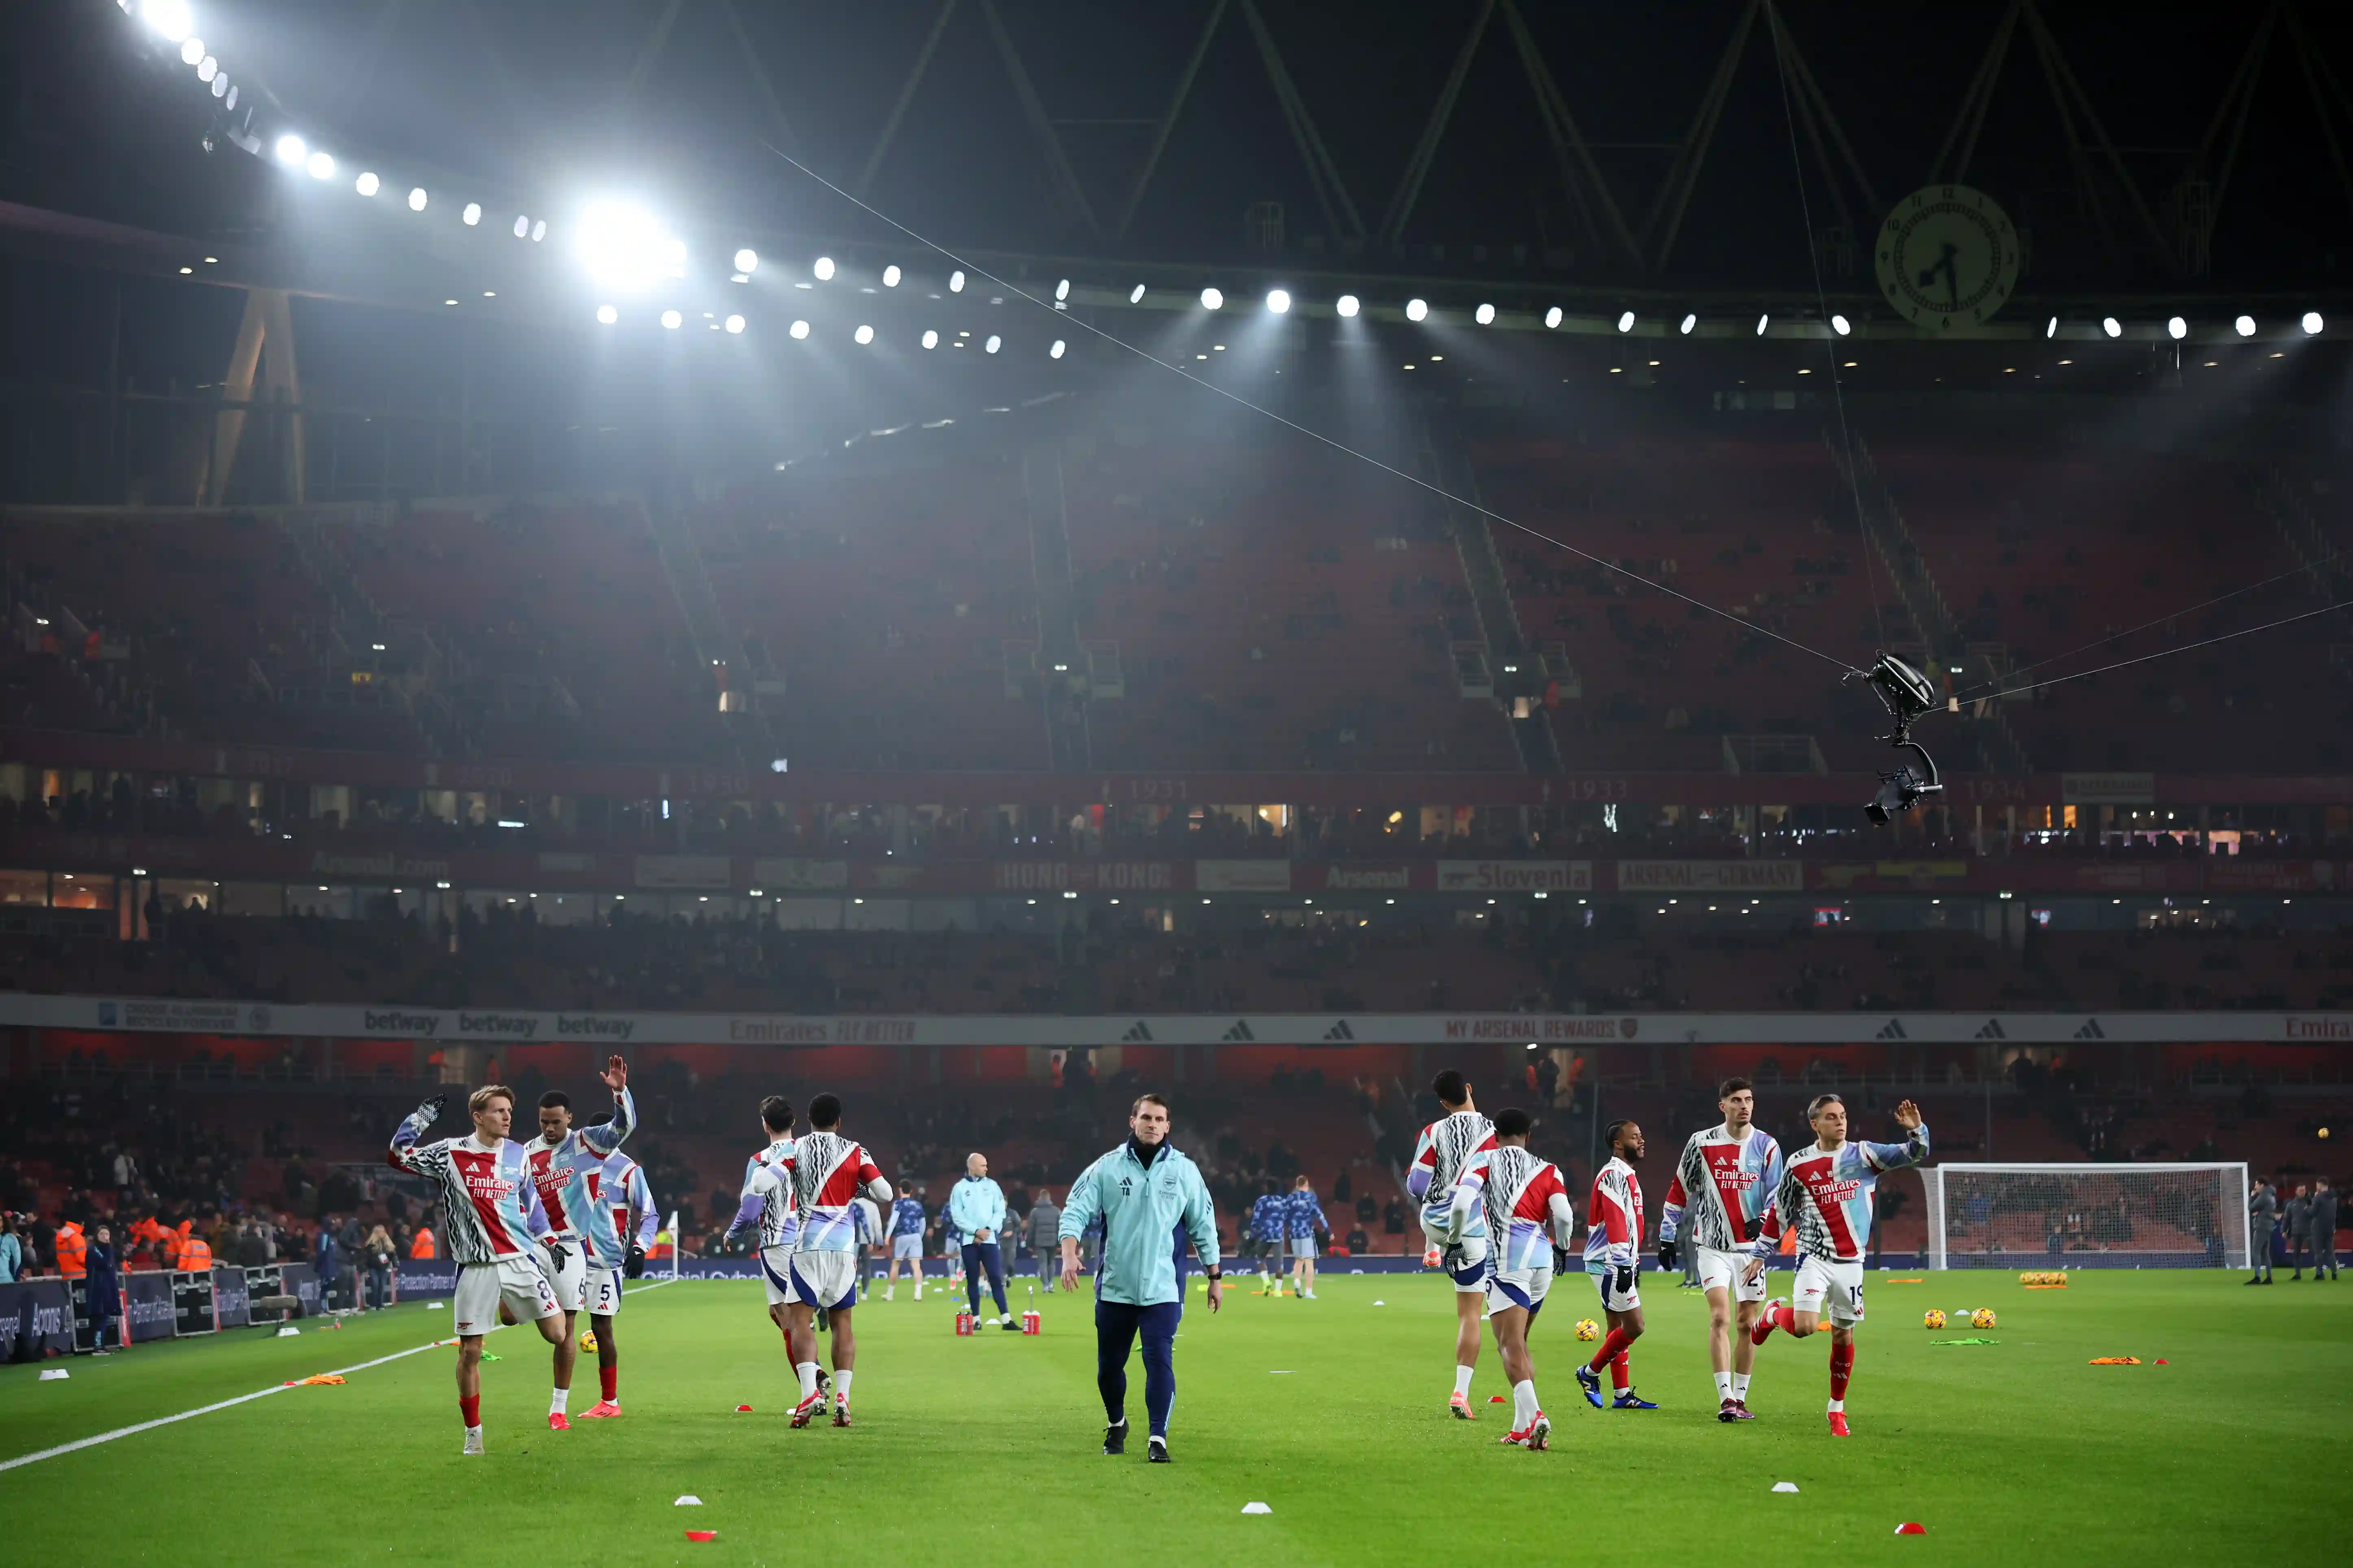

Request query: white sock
[
  {"left": 1453, "top": 1365, "right": 1476, "bottom": 1400},
  {"left": 795, "top": 1362, "right": 819, "bottom": 1400},
  {"left": 834, "top": 1369, "right": 852, "bottom": 1401},
  {"left": 1733, "top": 1373, "right": 1752, "bottom": 1402},
  {"left": 914, "top": 1279, "right": 923, "bottom": 1299},
  {"left": 1713, "top": 1370, "right": 1733, "bottom": 1402},
  {"left": 550, "top": 1387, "right": 568, "bottom": 1416},
  {"left": 1513, "top": 1379, "right": 1539, "bottom": 1425},
  {"left": 885, "top": 1285, "right": 894, "bottom": 1300},
  {"left": 465, "top": 1423, "right": 482, "bottom": 1436},
  {"left": 1827, "top": 1396, "right": 1844, "bottom": 1414}
]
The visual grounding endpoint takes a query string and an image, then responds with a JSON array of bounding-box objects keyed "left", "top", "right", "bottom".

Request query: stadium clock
[{"left": 1873, "top": 184, "right": 2020, "bottom": 332}]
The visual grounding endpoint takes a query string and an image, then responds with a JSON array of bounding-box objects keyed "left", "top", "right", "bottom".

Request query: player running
[
  {"left": 1284, "top": 1174, "right": 1329, "bottom": 1299},
  {"left": 782, "top": 1093, "right": 893, "bottom": 1427},
  {"left": 884, "top": 1181, "right": 927, "bottom": 1301},
  {"left": 1657, "top": 1076, "right": 1783, "bottom": 1421},
  {"left": 1407, "top": 1069, "right": 1499, "bottom": 1419},
  {"left": 1246, "top": 1179, "right": 1286, "bottom": 1291},
  {"left": 1480, "top": 1108, "right": 1577, "bottom": 1451},
  {"left": 520, "top": 1069, "right": 637, "bottom": 1429},
  {"left": 1744, "top": 1095, "right": 1929, "bottom": 1436},
  {"left": 723, "top": 1096, "right": 822, "bottom": 1410},
  {"left": 1575, "top": 1118, "right": 1656, "bottom": 1412},
  {"left": 578, "top": 1140, "right": 658, "bottom": 1417},
  {"left": 389, "top": 1081, "right": 582, "bottom": 1455}
]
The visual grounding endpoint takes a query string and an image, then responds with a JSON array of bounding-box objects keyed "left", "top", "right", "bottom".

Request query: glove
[
  {"left": 623, "top": 1243, "right": 646, "bottom": 1279},
  {"left": 1745, "top": 1217, "right": 1764, "bottom": 1244},
  {"left": 1551, "top": 1244, "right": 1571, "bottom": 1275},
  {"left": 1657, "top": 1239, "right": 1679, "bottom": 1270},
  {"left": 544, "top": 1241, "right": 570, "bottom": 1275},
  {"left": 722, "top": 1225, "right": 750, "bottom": 1253},
  {"left": 413, "top": 1093, "right": 446, "bottom": 1127},
  {"left": 1613, "top": 1263, "right": 1636, "bottom": 1297}
]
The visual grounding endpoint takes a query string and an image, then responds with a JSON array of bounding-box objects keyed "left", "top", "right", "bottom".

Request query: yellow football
[
  {"left": 1574, "top": 1318, "right": 1601, "bottom": 1342},
  {"left": 1923, "top": 1309, "right": 1947, "bottom": 1329},
  {"left": 1970, "top": 1308, "right": 1997, "bottom": 1329},
  {"left": 579, "top": 1329, "right": 599, "bottom": 1352}
]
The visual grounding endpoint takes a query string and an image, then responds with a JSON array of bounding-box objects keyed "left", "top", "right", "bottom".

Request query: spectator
[
  {"left": 0, "top": 1214, "right": 20, "bottom": 1283},
  {"left": 361, "top": 1224, "right": 396, "bottom": 1310},
  {"left": 409, "top": 1220, "right": 437, "bottom": 1261},
  {"left": 1383, "top": 1197, "right": 1406, "bottom": 1236},
  {"left": 1344, "top": 1225, "right": 1370, "bottom": 1255},
  {"left": 2247, "top": 1179, "right": 2276, "bottom": 1286},
  {"left": 1026, "top": 1188, "right": 1062, "bottom": 1290},
  {"left": 2285, "top": 1184, "right": 2312, "bottom": 1281},
  {"left": 85, "top": 1224, "right": 120, "bottom": 1354},
  {"left": 315, "top": 1215, "right": 341, "bottom": 1310},
  {"left": 2310, "top": 1178, "right": 2339, "bottom": 1282}
]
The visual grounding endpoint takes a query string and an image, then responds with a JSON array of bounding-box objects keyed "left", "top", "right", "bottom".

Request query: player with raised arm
[
  {"left": 782, "top": 1092, "right": 893, "bottom": 1427},
  {"left": 1575, "top": 1118, "right": 1656, "bottom": 1412},
  {"left": 1657, "top": 1076, "right": 1783, "bottom": 1421},
  {"left": 577, "top": 1140, "right": 658, "bottom": 1418},
  {"left": 1480, "top": 1108, "right": 1577, "bottom": 1451},
  {"left": 722, "top": 1096, "right": 822, "bottom": 1414},
  {"left": 388, "top": 1082, "right": 578, "bottom": 1455},
  {"left": 519, "top": 1064, "right": 635, "bottom": 1429},
  {"left": 884, "top": 1181, "right": 926, "bottom": 1301},
  {"left": 1744, "top": 1095, "right": 1930, "bottom": 1437},
  {"left": 1407, "top": 1069, "right": 1499, "bottom": 1419}
]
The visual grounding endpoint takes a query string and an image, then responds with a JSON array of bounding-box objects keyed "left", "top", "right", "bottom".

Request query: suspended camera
[{"left": 1856, "top": 651, "right": 1943, "bottom": 825}]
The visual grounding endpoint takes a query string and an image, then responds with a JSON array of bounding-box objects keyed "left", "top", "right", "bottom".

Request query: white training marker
[
  {"left": 674, "top": 1496, "right": 703, "bottom": 1507},
  {"left": 1242, "top": 1502, "right": 1273, "bottom": 1515},
  {"left": 1773, "top": 1482, "right": 1800, "bottom": 1493},
  {"left": 1372, "top": 1300, "right": 1385, "bottom": 1307},
  {"left": 39, "top": 1369, "right": 69, "bottom": 1381},
  {"left": 1269, "top": 1370, "right": 1295, "bottom": 1375},
  {"left": 276, "top": 1326, "right": 300, "bottom": 1337},
  {"left": 427, "top": 1302, "right": 446, "bottom": 1310}
]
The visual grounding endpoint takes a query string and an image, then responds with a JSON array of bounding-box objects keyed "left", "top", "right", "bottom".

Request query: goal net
[{"left": 1924, "top": 1163, "right": 2250, "bottom": 1270}]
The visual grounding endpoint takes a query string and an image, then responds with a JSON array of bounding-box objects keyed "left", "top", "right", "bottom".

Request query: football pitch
[{"left": 1, "top": 1270, "right": 2342, "bottom": 1564}]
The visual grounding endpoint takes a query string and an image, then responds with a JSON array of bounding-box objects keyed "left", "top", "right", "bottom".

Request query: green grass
[{"left": 2, "top": 1269, "right": 2344, "bottom": 1564}]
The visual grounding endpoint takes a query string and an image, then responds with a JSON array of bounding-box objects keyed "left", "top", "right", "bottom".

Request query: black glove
[
  {"left": 623, "top": 1243, "right": 646, "bottom": 1279},
  {"left": 1613, "top": 1263, "right": 1636, "bottom": 1297},
  {"left": 722, "top": 1224, "right": 750, "bottom": 1254},
  {"left": 544, "top": 1241, "right": 570, "bottom": 1274},
  {"left": 1657, "top": 1239, "right": 1679, "bottom": 1271},
  {"left": 413, "top": 1094, "right": 446, "bottom": 1127},
  {"left": 1551, "top": 1244, "right": 1571, "bottom": 1275},
  {"left": 1745, "top": 1217, "right": 1764, "bottom": 1244}
]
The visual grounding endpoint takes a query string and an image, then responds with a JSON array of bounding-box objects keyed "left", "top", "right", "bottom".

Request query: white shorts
[
  {"left": 789, "top": 1249, "right": 860, "bottom": 1312},
  {"left": 542, "top": 1240, "right": 587, "bottom": 1313},
  {"left": 1439, "top": 1234, "right": 1491, "bottom": 1294},
  {"left": 1699, "top": 1244, "right": 1768, "bottom": 1304},
  {"left": 1288, "top": 1236, "right": 1318, "bottom": 1261},
  {"left": 892, "top": 1233, "right": 924, "bottom": 1260},
  {"left": 1589, "top": 1267, "right": 1641, "bottom": 1314},
  {"left": 758, "top": 1245, "right": 800, "bottom": 1307},
  {"left": 453, "top": 1257, "right": 559, "bottom": 1337},
  {"left": 1485, "top": 1264, "right": 1553, "bottom": 1318},
  {"left": 585, "top": 1264, "right": 624, "bottom": 1318},
  {"left": 1792, "top": 1254, "right": 1866, "bottom": 1325}
]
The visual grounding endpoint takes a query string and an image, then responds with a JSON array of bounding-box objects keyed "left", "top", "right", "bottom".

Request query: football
[
  {"left": 1971, "top": 1308, "right": 1999, "bottom": 1329},
  {"left": 578, "top": 1329, "right": 598, "bottom": 1353},
  {"left": 1574, "top": 1318, "right": 1601, "bottom": 1342},
  {"left": 1923, "top": 1309, "right": 1948, "bottom": 1329}
]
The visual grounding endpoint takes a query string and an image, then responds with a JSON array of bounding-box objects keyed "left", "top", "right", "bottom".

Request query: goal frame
[{"left": 1924, "top": 1162, "right": 2250, "bottom": 1271}]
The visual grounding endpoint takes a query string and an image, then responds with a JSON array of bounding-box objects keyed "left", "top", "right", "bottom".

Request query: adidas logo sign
[
  {"left": 1974, "top": 1019, "right": 2006, "bottom": 1040},
  {"left": 1874, "top": 1018, "right": 1907, "bottom": 1040},
  {"left": 1119, "top": 1021, "right": 1154, "bottom": 1043},
  {"left": 1322, "top": 1020, "right": 1356, "bottom": 1042},
  {"left": 2072, "top": 1018, "right": 2105, "bottom": 1040},
  {"left": 1221, "top": 1019, "right": 1255, "bottom": 1042}
]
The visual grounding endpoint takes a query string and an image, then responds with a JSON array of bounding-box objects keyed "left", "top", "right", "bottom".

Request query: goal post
[{"left": 1925, "top": 1163, "right": 2250, "bottom": 1271}]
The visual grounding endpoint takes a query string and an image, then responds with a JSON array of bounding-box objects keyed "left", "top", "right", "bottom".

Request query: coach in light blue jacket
[
  {"left": 949, "top": 1155, "right": 1013, "bottom": 1327},
  {"left": 1059, "top": 1092, "right": 1221, "bottom": 1463}
]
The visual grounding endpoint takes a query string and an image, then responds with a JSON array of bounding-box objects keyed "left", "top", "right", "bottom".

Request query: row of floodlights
[
  {"left": 2053, "top": 312, "right": 2325, "bottom": 339},
  {"left": 590, "top": 308, "right": 1069, "bottom": 359}
]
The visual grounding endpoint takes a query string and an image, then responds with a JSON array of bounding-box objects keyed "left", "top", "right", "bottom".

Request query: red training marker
[
  {"left": 685, "top": 1530, "right": 718, "bottom": 1542},
  {"left": 1488, "top": 1394, "right": 1508, "bottom": 1403},
  {"left": 2155, "top": 1359, "right": 2167, "bottom": 1365},
  {"left": 1894, "top": 1523, "right": 1927, "bottom": 1536},
  {"left": 735, "top": 1404, "right": 753, "bottom": 1412}
]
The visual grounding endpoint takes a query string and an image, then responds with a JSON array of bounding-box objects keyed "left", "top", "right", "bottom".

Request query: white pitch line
[{"left": 0, "top": 1276, "right": 678, "bottom": 1472}]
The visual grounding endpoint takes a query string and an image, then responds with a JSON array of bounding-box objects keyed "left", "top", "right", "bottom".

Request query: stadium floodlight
[
  {"left": 1051, "top": 339, "right": 1067, "bottom": 358},
  {"left": 734, "top": 248, "right": 758, "bottom": 274},
  {"left": 355, "top": 171, "right": 379, "bottom": 197},
  {"left": 813, "top": 256, "right": 836, "bottom": 281},
  {"left": 180, "top": 36, "right": 203, "bottom": 65},
  {"left": 198, "top": 55, "right": 216, "bottom": 82},
  {"left": 2167, "top": 316, "right": 2188, "bottom": 340},
  {"left": 949, "top": 270, "right": 966, "bottom": 293},
  {"left": 2235, "top": 315, "right": 2256, "bottom": 337},
  {"left": 1405, "top": 298, "right": 1429, "bottom": 321},
  {"left": 724, "top": 314, "right": 745, "bottom": 334},
  {"left": 1475, "top": 302, "right": 1496, "bottom": 325},
  {"left": 1831, "top": 314, "right": 1851, "bottom": 335},
  {"left": 407, "top": 187, "right": 427, "bottom": 211},
  {"left": 273, "top": 133, "right": 307, "bottom": 167},
  {"left": 462, "top": 202, "right": 481, "bottom": 226},
  {"left": 512, "top": 214, "right": 528, "bottom": 238},
  {"left": 1337, "top": 293, "right": 1360, "bottom": 318},
  {"left": 985, "top": 334, "right": 1002, "bottom": 353},
  {"left": 1266, "top": 289, "right": 1291, "bottom": 314},
  {"left": 854, "top": 323, "right": 874, "bottom": 344},
  {"left": 2046, "top": 315, "right": 2058, "bottom": 339},
  {"left": 1055, "top": 278, "right": 1071, "bottom": 301},
  {"left": 595, "top": 304, "right": 618, "bottom": 325},
  {"left": 573, "top": 200, "right": 679, "bottom": 291},
  {"left": 921, "top": 329, "right": 939, "bottom": 349},
  {"left": 531, "top": 219, "right": 546, "bottom": 242},
  {"left": 211, "top": 72, "right": 226, "bottom": 98},
  {"left": 141, "top": 0, "right": 194, "bottom": 43},
  {"left": 306, "top": 150, "right": 335, "bottom": 180},
  {"left": 1200, "top": 287, "right": 1224, "bottom": 310},
  {"left": 223, "top": 83, "right": 236, "bottom": 110},
  {"left": 789, "top": 319, "right": 810, "bottom": 339},
  {"left": 1544, "top": 306, "right": 1562, "bottom": 329},
  {"left": 660, "top": 309, "right": 683, "bottom": 329},
  {"left": 1616, "top": 310, "right": 1635, "bottom": 332},
  {"left": 2101, "top": 316, "right": 2122, "bottom": 338},
  {"left": 883, "top": 265, "right": 902, "bottom": 287},
  {"left": 1679, "top": 312, "right": 1697, "bottom": 334},
  {"left": 1129, "top": 283, "right": 1146, "bottom": 304},
  {"left": 2303, "top": 311, "right": 2324, "bottom": 335},
  {"left": 1755, "top": 313, "right": 1770, "bottom": 335}
]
